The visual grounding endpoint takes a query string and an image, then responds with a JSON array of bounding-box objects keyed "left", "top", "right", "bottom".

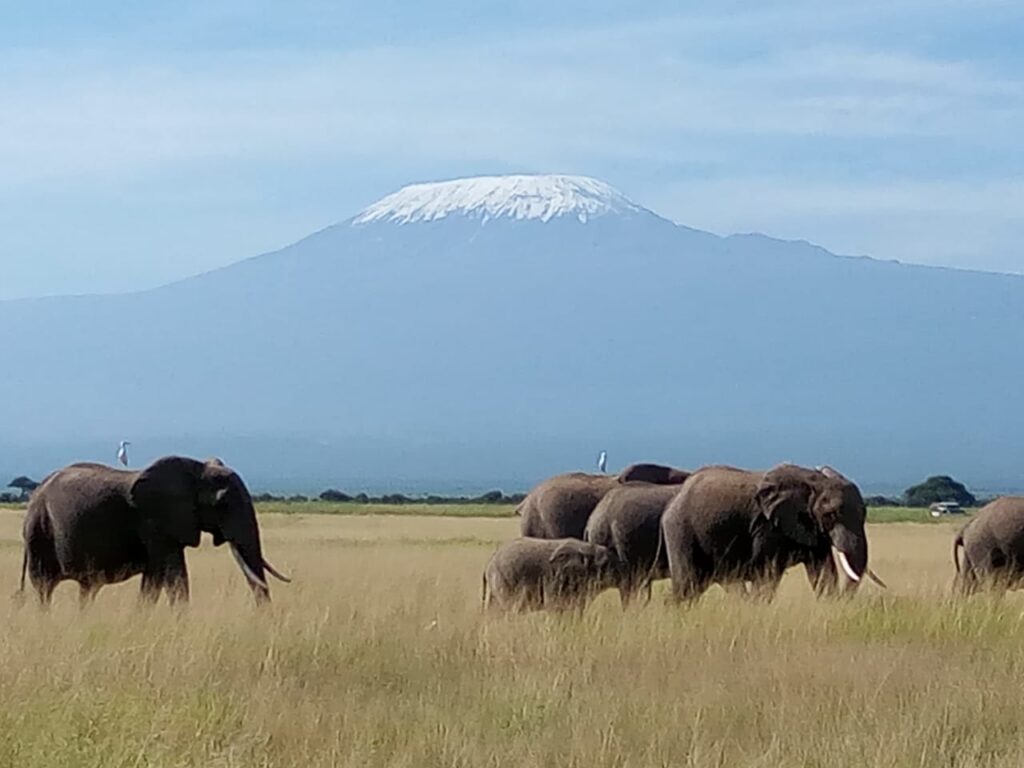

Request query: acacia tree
[
  {"left": 6, "top": 476, "right": 39, "bottom": 501},
  {"left": 903, "top": 475, "right": 976, "bottom": 508}
]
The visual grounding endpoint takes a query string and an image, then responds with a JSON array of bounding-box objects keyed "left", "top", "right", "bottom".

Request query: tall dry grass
[{"left": 0, "top": 511, "right": 1020, "bottom": 767}]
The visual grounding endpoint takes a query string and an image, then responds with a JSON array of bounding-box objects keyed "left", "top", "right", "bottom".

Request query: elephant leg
[
  {"left": 668, "top": 571, "right": 708, "bottom": 605},
  {"left": 618, "top": 586, "right": 633, "bottom": 609},
  {"left": 26, "top": 540, "right": 60, "bottom": 609},
  {"left": 805, "top": 552, "right": 840, "bottom": 598},
  {"left": 954, "top": 559, "right": 978, "bottom": 597},
  {"left": 618, "top": 569, "right": 645, "bottom": 609},
  {"left": 78, "top": 582, "right": 100, "bottom": 609},
  {"left": 745, "top": 561, "right": 784, "bottom": 603},
  {"left": 723, "top": 581, "right": 751, "bottom": 599},
  {"left": 35, "top": 579, "right": 57, "bottom": 609},
  {"left": 166, "top": 554, "right": 190, "bottom": 606},
  {"left": 28, "top": 570, "right": 57, "bottom": 609},
  {"left": 665, "top": 525, "right": 709, "bottom": 605},
  {"left": 139, "top": 571, "right": 162, "bottom": 604},
  {"left": 748, "top": 577, "right": 781, "bottom": 603},
  {"left": 140, "top": 549, "right": 189, "bottom": 605}
]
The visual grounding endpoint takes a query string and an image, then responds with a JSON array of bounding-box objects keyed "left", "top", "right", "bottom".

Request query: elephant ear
[
  {"left": 817, "top": 465, "right": 848, "bottom": 483},
  {"left": 755, "top": 467, "right": 820, "bottom": 548},
  {"left": 549, "top": 540, "right": 593, "bottom": 575},
  {"left": 129, "top": 456, "right": 204, "bottom": 548}
]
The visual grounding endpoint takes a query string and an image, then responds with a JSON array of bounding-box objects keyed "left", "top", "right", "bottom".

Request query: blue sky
[{"left": 1, "top": 0, "right": 1022, "bottom": 299}]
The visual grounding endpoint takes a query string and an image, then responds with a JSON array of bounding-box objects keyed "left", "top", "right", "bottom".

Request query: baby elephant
[
  {"left": 482, "top": 537, "right": 620, "bottom": 613},
  {"left": 954, "top": 496, "right": 1024, "bottom": 595}
]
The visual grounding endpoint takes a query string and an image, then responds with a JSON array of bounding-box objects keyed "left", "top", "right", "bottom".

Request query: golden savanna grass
[{"left": 0, "top": 510, "right": 1022, "bottom": 767}]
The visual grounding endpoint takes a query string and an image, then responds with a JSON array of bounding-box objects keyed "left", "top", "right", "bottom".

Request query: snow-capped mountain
[
  {"left": 352, "top": 175, "right": 645, "bottom": 225},
  {"left": 2, "top": 173, "right": 1024, "bottom": 493}
]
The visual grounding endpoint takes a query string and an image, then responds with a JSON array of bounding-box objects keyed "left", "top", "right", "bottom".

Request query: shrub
[
  {"left": 864, "top": 495, "right": 901, "bottom": 507},
  {"left": 319, "top": 489, "right": 353, "bottom": 502}
]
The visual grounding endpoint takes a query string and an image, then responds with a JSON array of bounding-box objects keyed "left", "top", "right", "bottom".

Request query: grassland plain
[{"left": 2, "top": 508, "right": 1023, "bottom": 767}]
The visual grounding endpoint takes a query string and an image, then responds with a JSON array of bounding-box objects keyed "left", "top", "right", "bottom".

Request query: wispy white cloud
[
  {"left": 0, "top": 1, "right": 1022, "bottom": 293},
  {"left": 1, "top": 31, "right": 1018, "bottom": 187}
]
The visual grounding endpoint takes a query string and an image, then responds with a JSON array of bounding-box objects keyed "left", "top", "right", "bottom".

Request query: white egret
[
  {"left": 117, "top": 440, "right": 130, "bottom": 467},
  {"left": 597, "top": 450, "right": 608, "bottom": 474}
]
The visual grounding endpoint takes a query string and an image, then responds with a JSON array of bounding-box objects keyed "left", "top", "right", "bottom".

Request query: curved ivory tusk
[
  {"left": 867, "top": 568, "right": 888, "bottom": 589},
  {"left": 231, "top": 544, "right": 269, "bottom": 591},
  {"left": 262, "top": 559, "right": 292, "bottom": 583},
  {"left": 834, "top": 549, "right": 862, "bottom": 583}
]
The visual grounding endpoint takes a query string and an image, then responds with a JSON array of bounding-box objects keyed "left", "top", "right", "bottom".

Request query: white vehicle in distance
[{"left": 930, "top": 501, "right": 965, "bottom": 518}]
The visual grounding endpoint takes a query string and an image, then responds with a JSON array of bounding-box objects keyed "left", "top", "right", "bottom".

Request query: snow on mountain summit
[{"left": 352, "top": 174, "right": 645, "bottom": 225}]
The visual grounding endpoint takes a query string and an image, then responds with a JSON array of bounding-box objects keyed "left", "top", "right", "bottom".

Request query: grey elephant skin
[
  {"left": 661, "top": 464, "right": 873, "bottom": 603},
  {"left": 953, "top": 496, "right": 1024, "bottom": 594},
  {"left": 20, "top": 456, "right": 289, "bottom": 606},
  {"left": 584, "top": 482, "right": 683, "bottom": 606},
  {"left": 482, "top": 537, "right": 620, "bottom": 613},
  {"left": 518, "top": 463, "right": 690, "bottom": 540}
]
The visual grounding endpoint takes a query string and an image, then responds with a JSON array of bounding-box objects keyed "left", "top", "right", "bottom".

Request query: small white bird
[
  {"left": 597, "top": 450, "right": 608, "bottom": 474},
  {"left": 117, "top": 440, "right": 131, "bottom": 467}
]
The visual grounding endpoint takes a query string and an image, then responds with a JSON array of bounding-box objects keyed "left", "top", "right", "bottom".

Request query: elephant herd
[
  {"left": 12, "top": 455, "right": 1024, "bottom": 611},
  {"left": 485, "top": 460, "right": 1024, "bottom": 612}
]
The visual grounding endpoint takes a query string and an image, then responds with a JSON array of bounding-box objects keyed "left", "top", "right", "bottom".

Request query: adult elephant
[
  {"left": 661, "top": 464, "right": 883, "bottom": 603},
  {"left": 518, "top": 463, "right": 690, "bottom": 540},
  {"left": 584, "top": 482, "right": 684, "bottom": 606},
  {"left": 20, "top": 456, "right": 289, "bottom": 606},
  {"left": 954, "top": 496, "right": 1024, "bottom": 595}
]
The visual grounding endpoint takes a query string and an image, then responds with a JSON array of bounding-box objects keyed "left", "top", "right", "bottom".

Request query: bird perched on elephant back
[
  {"left": 953, "top": 496, "right": 1024, "bottom": 595},
  {"left": 584, "top": 482, "right": 684, "bottom": 606},
  {"left": 660, "top": 463, "right": 884, "bottom": 603},
  {"left": 482, "top": 537, "right": 621, "bottom": 613},
  {"left": 518, "top": 463, "right": 690, "bottom": 540},
  {"left": 20, "top": 456, "right": 290, "bottom": 607}
]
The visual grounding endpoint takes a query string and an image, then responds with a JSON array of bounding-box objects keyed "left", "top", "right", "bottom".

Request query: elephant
[
  {"left": 953, "top": 496, "right": 1024, "bottom": 595},
  {"left": 481, "top": 537, "right": 621, "bottom": 613},
  {"left": 19, "top": 456, "right": 290, "bottom": 606},
  {"left": 660, "top": 463, "right": 883, "bottom": 604},
  {"left": 584, "top": 482, "right": 684, "bottom": 606},
  {"left": 518, "top": 463, "right": 690, "bottom": 540}
]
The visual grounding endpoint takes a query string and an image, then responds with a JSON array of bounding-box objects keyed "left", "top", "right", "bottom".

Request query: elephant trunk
[
  {"left": 223, "top": 500, "right": 271, "bottom": 604},
  {"left": 230, "top": 543, "right": 270, "bottom": 603},
  {"left": 829, "top": 523, "right": 868, "bottom": 583}
]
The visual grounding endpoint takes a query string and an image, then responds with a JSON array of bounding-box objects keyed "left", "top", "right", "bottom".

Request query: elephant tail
[
  {"left": 953, "top": 531, "right": 965, "bottom": 574},
  {"left": 11, "top": 547, "right": 27, "bottom": 606},
  {"left": 481, "top": 570, "right": 489, "bottom": 612}
]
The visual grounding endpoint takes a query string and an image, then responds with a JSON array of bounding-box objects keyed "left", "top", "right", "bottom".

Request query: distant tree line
[
  {"left": 0, "top": 473, "right": 991, "bottom": 511},
  {"left": 253, "top": 489, "right": 527, "bottom": 505}
]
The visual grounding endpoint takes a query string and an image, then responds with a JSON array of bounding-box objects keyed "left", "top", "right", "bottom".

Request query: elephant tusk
[
  {"left": 867, "top": 568, "right": 888, "bottom": 589},
  {"left": 834, "top": 549, "right": 861, "bottom": 583},
  {"left": 263, "top": 558, "right": 292, "bottom": 583},
  {"left": 231, "top": 544, "right": 269, "bottom": 591}
]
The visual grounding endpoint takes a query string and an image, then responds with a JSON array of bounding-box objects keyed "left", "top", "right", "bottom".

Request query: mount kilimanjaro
[{"left": 2, "top": 174, "right": 1023, "bottom": 493}]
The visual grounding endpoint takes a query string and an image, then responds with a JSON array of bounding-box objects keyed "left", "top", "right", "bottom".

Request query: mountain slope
[{"left": 1, "top": 175, "right": 1022, "bottom": 492}]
